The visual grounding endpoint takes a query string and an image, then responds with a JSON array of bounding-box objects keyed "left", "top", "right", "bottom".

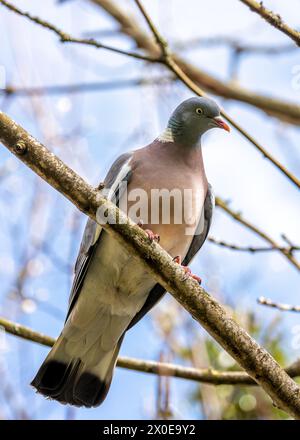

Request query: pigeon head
[{"left": 162, "top": 97, "right": 230, "bottom": 147}]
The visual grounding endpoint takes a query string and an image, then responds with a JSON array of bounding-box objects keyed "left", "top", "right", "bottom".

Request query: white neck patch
[{"left": 157, "top": 127, "right": 174, "bottom": 143}]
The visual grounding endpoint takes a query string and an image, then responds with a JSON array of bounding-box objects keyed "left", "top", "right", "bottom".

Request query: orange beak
[{"left": 213, "top": 116, "right": 230, "bottom": 132}]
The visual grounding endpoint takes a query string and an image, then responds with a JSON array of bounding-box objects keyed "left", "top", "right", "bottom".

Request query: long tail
[{"left": 31, "top": 332, "right": 124, "bottom": 408}]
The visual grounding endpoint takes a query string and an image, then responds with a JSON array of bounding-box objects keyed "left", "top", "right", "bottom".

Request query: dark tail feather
[{"left": 31, "top": 335, "right": 124, "bottom": 407}]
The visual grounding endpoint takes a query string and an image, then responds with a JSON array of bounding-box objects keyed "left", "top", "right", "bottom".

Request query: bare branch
[
  {"left": 258, "top": 297, "right": 300, "bottom": 313},
  {"left": 0, "top": 77, "right": 175, "bottom": 97},
  {"left": 2, "top": 0, "right": 300, "bottom": 190},
  {"left": 239, "top": 0, "right": 300, "bottom": 47},
  {"left": 166, "top": 57, "right": 300, "bottom": 191},
  {"left": 208, "top": 236, "right": 300, "bottom": 254},
  {"left": 1, "top": 112, "right": 300, "bottom": 417},
  {"left": 1, "top": 315, "right": 300, "bottom": 386},
  {"left": 0, "top": 0, "right": 158, "bottom": 62},
  {"left": 282, "top": 233, "right": 296, "bottom": 249},
  {"left": 134, "top": 0, "right": 169, "bottom": 57},
  {"left": 94, "top": 0, "right": 300, "bottom": 191},
  {"left": 215, "top": 197, "right": 300, "bottom": 271},
  {"left": 3, "top": 0, "right": 300, "bottom": 126},
  {"left": 174, "top": 36, "right": 296, "bottom": 55},
  {"left": 86, "top": 28, "right": 297, "bottom": 55},
  {"left": 90, "top": 0, "right": 300, "bottom": 126}
]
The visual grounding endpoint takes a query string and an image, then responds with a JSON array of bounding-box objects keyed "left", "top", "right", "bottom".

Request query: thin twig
[
  {"left": 258, "top": 297, "right": 300, "bottom": 313},
  {"left": 3, "top": 0, "right": 300, "bottom": 125},
  {"left": 2, "top": 0, "right": 300, "bottom": 189},
  {"left": 282, "top": 234, "right": 295, "bottom": 248},
  {"left": 0, "top": 77, "right": 175, "bottom": 97},
  {"left": 223, "top": 110, "right": 300, "bottom": 191},
  {"left": 174, "top": 36, "right": 296, "bottom": 55},
  {"left": 132, "top": 0, "right": 300, "bottom": 190},
  {"left": 0, "top": 0, "right": 158, "bottom": 62},
  {"left": 85, "top": 30, "right": 296, "bottom": 56},
  {"left": 208, "top": 236, "right": 300, "bottom": 254},
  {"left": 1, "top": 315, "right": 300, "bottom": 386},
  {"left": 91, "top": 0, "right": 300, "bottom": 125},
  {"left": 215, "top": 197, "right": 300, "bottom": 271},
  {"left": 134, "top": 0, "right": 169, "bottom": 57},
  {"left": 166, "top": 58, "right": 300, "bottom": 191},
  {"left": 239, "top": 0, "right": 300, "bottom": 47}
]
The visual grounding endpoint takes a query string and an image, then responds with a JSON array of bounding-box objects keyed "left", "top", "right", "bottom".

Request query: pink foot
[
  {"left": 138, "top": 221, "right": 160, "bottom": 242},
  {"left": 173, "top": 255, "right": 202, "bottom": 284},
  {"left": 144, "top": 229, "right": 160, "bottom": 242}
]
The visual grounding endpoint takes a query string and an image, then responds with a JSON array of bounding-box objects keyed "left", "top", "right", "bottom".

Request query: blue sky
[{"left": 0, "top": 0, "right": 300, "bottom": 419}]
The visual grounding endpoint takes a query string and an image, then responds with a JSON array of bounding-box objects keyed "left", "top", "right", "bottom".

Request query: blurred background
[{"left": 0, "top": 0, "right": 300, "bottom": 420}]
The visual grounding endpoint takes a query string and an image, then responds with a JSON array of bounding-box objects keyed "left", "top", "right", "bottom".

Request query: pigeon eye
[{"left": 196, "top": 108, "right": 203, "bottom": 115}]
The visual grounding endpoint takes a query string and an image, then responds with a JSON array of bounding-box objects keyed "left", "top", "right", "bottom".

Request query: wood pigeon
[{"left": 31, "top": 97, "right": 230, "bottom": 407}]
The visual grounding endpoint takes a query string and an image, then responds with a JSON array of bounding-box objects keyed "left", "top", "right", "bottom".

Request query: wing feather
[{"left": 66, "top": 152, "right": 133, "bottom": 320}]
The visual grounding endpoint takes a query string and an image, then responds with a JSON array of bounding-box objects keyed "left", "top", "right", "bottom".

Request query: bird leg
[
  {"left": 137, "top": 220, "right": 160, "bottom": 242},
  {"left": 145, "top": 229, "right": 160, "bottom": 242},
  {"left": 173, "top": 255, "right": 202, "bottom": 284}
]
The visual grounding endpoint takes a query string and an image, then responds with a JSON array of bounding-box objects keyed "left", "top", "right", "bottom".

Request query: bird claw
[
  {"left": 137, "top": 221, "right": 160, "bottom": 242},
  {"left": 144, "top": 229, "right": 160, "bottom": 243},
  {"left": 186, "top": 270, "right": 202, "bottom": 284},
  {"left": 173, "top": 255, "right": 202, "bottom": 284}
]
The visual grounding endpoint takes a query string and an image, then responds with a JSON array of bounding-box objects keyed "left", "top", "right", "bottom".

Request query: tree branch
[
  {"left": 1, "top": 111, "right": 300, "bottom": 417},
  {"left": 2, "top": 0, "right": 300, "bottom": 190},
  {"left": 131, "top": 0, "right": 300, "bottom": 271},
  {"left": 208, "top": 236, "right": 300, "bottom": 254},
  {"left": 239, "top": 0, "right": 300, "bottom": 47},
  {"left": 0, "top": 77, "right": 175, "bottom": 97},
  {"left": 134, "top": 0, "right": 169, "bottom": 57},
  {"left": 215, "top": 197, "right": 300, "bottom": 271},
  {"left": 90, "top": 0, "right": 300, "bottom": 126},
  {"left": 258, "top": 297, "right": 300, "bottom": 313},
  {"left": 165, "top": 57, "right": 300, "bottom": 191},
  {"left": 0, "top": 0, "right": 158, "bottom": 62},
  {"left": 1, "top": 315, "right": 300, "bottom": 386},
  {"left": 94, "top": 0, "right": 300, "bottom": 191},
  {"left": 3, "top": 0, "right": 300, "bottom": 126},
  {"left": 174, "top": 36, "right": 296, "bottom": 56}
]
